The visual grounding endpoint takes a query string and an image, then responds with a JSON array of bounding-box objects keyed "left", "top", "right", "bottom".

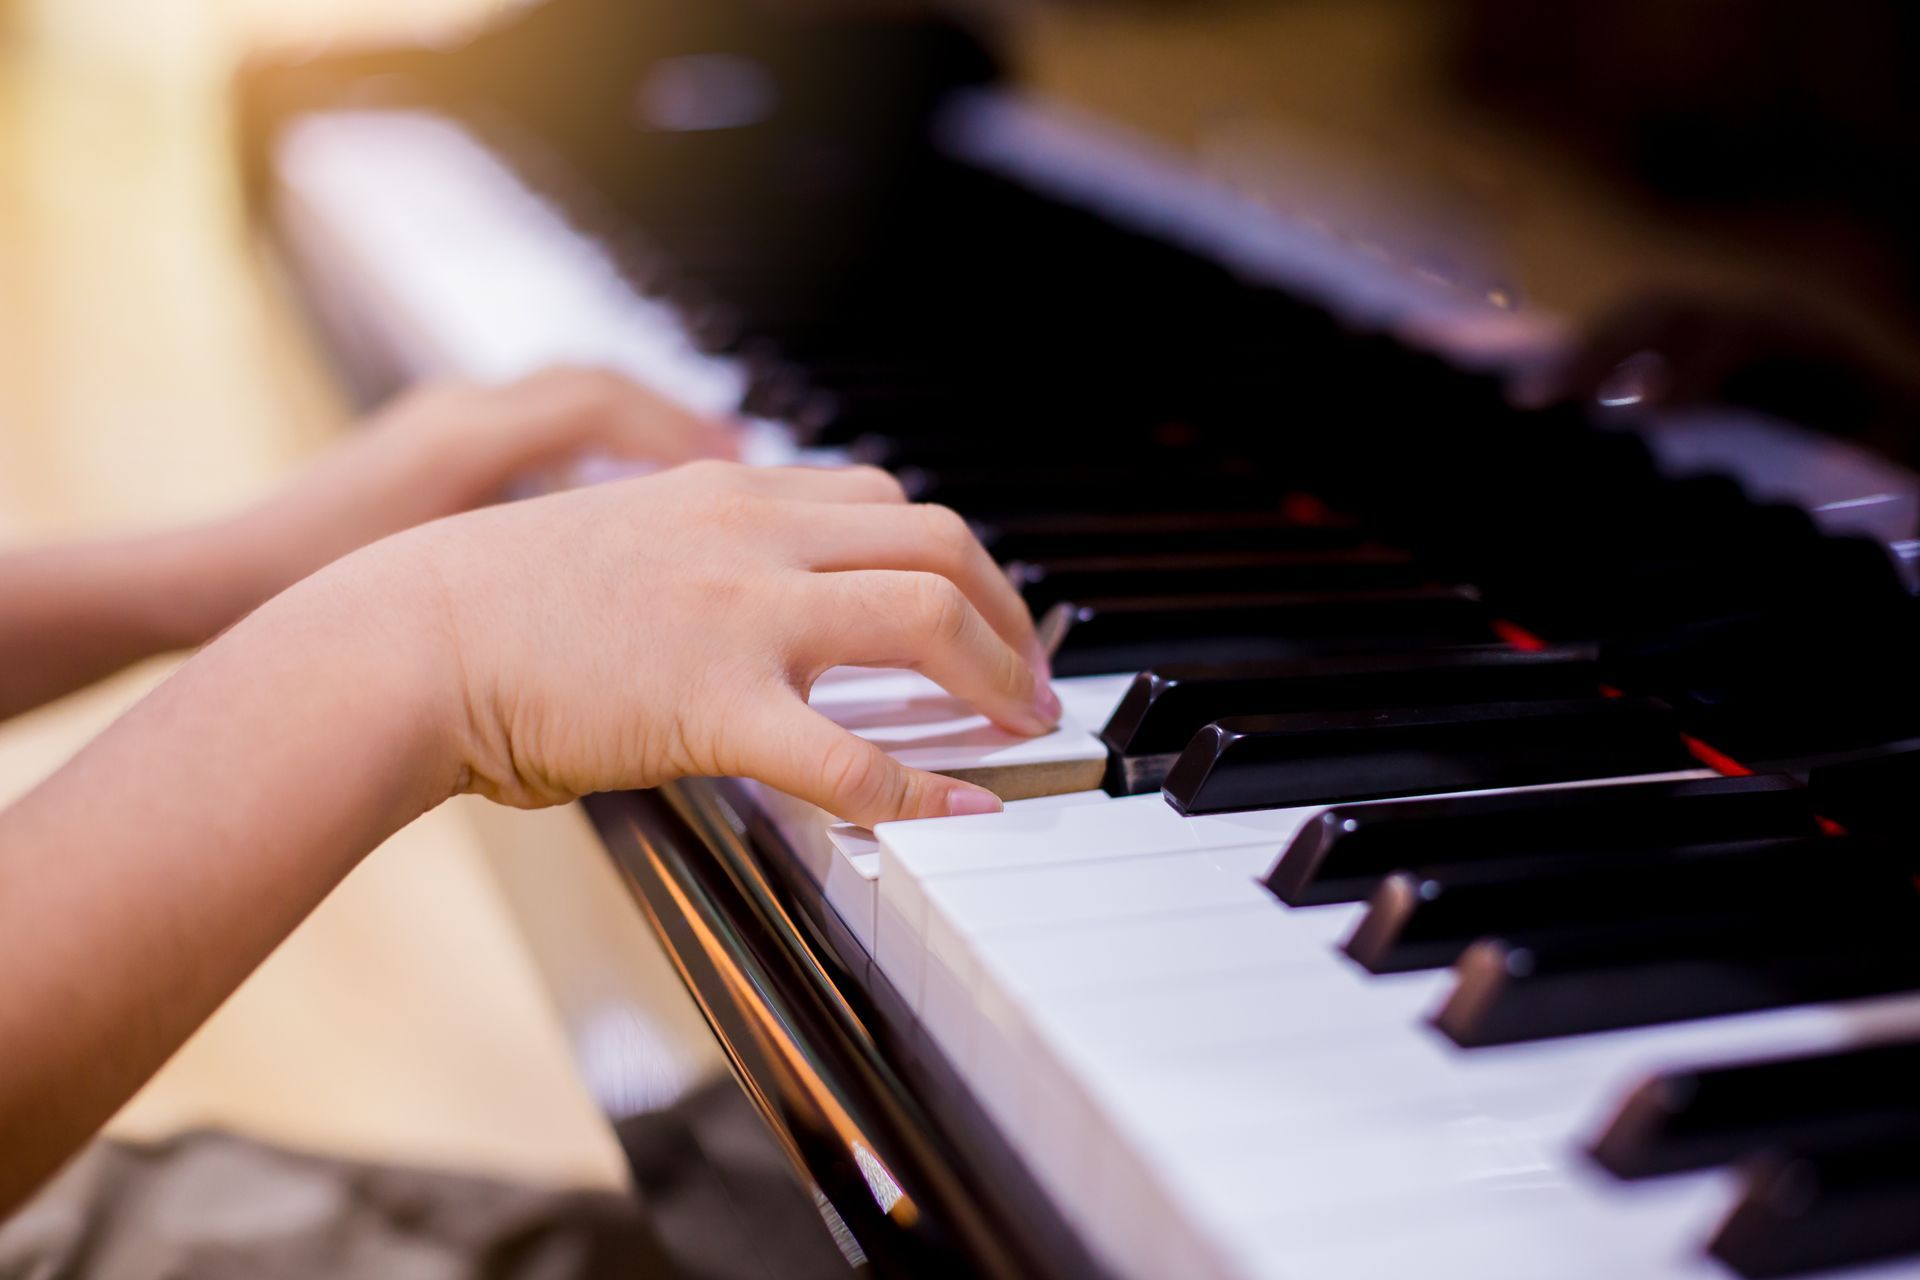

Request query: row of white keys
[
  {"left": 273, "top": 106, "right": 835, "bottom": 469},
  {"left": 879, "top": 782, "right": 1920, "bottom": 1279},
  {"left": 1012, "top": 899, "right": 1920, "bottom": 1279},
  {"left": 875, "top": 793, "right": 1398, "bottom": 1273},
  {"left": 278, "top": 110, "right": 744, "bottom": 411}
]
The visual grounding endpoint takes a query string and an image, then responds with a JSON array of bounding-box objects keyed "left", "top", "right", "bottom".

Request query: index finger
[{"left": 781, "top": 501, "right": 1046, "bottom": 676}]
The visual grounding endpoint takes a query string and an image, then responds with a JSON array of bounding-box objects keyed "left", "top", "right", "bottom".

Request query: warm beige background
[{"left": 0, "top": 0, "right": 698, "bottom": 1194}]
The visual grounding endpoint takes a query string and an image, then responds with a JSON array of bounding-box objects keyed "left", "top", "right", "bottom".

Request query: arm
[
  {"left": 0, "top": 461, "right": 1051, "bottom": 1211},
  {"left": 0, "top": 367, "right": 732, "bottom": 721},
  {"left": 0, "top": 525, "right": 264, "bottom": 721}
]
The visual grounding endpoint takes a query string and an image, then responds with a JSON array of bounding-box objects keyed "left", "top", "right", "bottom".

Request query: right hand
[
  {"left": 382, "top": 460, "right": 1057, "bottom": 826},
  {"left": 1538, "top": 293, "right": 1920, "bottom": 438}
]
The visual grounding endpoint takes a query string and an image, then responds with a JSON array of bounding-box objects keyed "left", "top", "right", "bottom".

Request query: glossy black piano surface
[{"left": 239, "top": 3, "right": 1920, "bottom": 1276}]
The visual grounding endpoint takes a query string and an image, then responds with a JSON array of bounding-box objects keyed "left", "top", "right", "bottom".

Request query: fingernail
[
  {"left": 946, "top": 787, "right": 1003, "bottom": 817},
  {"left": 1032, "top": 682, "right": 1063, "bottom": 727}
]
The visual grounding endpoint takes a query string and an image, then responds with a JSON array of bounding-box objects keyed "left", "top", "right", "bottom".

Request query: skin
[
  {"left": 0, "top": 375, "right": 1051, "bottom": 1214},
  {"left": 0, "top": 366, "right": 735, "bottom": 721}
]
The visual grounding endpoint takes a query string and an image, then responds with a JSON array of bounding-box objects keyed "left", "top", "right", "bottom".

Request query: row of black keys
[
  {"left": 1262, "top": 771, "right": 1919, "bottom": 1044},
  {"left": 938, "top": 467, "right": 1920, "bottom": 796},
  {"left": 1264, "top": 772, "right": 1920, "bottom": 1278},
  {"left": 968, "top": 480, "right": 1920, "bottom": 777}
]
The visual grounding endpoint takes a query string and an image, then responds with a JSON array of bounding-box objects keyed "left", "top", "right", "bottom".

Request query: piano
[{"left": 235, "top": 2, "right": 1920, "bottom": 1276}]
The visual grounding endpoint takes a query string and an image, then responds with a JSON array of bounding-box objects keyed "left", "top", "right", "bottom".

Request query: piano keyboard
[{"left": 260, "top": 75, "right": 1920, "bottom": 1280}]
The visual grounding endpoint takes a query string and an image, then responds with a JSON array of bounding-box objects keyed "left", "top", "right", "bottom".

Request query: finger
[
  {"left": 781, "top": 501, "right": 1047, "bottom": 675},
  {"left": 515, "top": 367, "right": 739, "bottom": 464},
  {"left": 675, "top": 460, "right": 908, "bottom": 506},
  {"left": 805, "top": 571, "right": 1060, "bottom": 736},
  {"left": 740, "top": 700, "right": 1003, "bottom": 826},
  {"left": 592, "top": 392, "right": 740, "bottom": 463}
]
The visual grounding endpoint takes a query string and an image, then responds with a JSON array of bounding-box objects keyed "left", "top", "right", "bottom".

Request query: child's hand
[
  {"left": 229, "top": 367, "right": 735, "bottom": 601},
  {"left": 381, "top": 460, "right": 1055, "bottom": 826}
]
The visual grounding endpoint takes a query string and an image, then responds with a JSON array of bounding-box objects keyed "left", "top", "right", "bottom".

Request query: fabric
[{"left": 0, "top": 1130, "right": 675, "bottom": 1280}]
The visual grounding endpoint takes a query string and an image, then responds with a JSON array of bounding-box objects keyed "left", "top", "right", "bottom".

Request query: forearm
[
  {"left": 0, "top": 523, "right": 278, "bottom": 720},
  {"left": 0, "top": 545, "right": 456, "bottom": 1209}
]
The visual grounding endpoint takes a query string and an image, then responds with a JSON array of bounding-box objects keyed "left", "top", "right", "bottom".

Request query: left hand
[{"left": 223, "top": 366, "right": 738, "bottom": 604}]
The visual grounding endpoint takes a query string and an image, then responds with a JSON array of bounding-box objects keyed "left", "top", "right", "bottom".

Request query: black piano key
[
  {"left": 1266, "top": 774, "right": 1816, "bottom": 906},
  {"left": 1043, "top": 588, "right": 1496, "bottom": 679},
  {"left": 1592, "top": 1038, "right": 1920, "bottom": 1180},
  {"left": 1710, "top": 1137, "right": 1920, "bottom": 1279},
  {"left": 1488, "top": 535, "right": 1906, "bottom": 640},
  {"left": 902, "top": 465, "right": 1275, "bottom": 518},
  {"left": 1599, "top": 595, "right": 1920, "bottom": 761},
  {"left": 1437, "top": 893, "right": 1920, "bottom": 1047},
  {"left": 1163, "top": 696, "right": 1695, "bottom": 816},
  {"left": 1011, "top": 549, "right": 1436, "bottom": 617},
  {"left": 1101, "top": 647, "right": 1604, "bottom": 795},
  {"left": 977, "top": 511, "right": 1375, "bottom": 563},
  {"left": 1808, "top": 746, "right": 1920, "bottom": 836},
  {"left": 1344, "top": 835, "right": 1867, "bottom": 974},
  {"left": 849, "top": 426, "right": 1196, "bottom": 475}
]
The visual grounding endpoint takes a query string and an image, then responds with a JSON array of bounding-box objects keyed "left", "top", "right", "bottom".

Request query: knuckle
[
  {"left": 848, "top": 464, "right": 907, "bottom": 503},
  {"left": 907, "top": 575, "right": 971, "bottom": 646},
  {"left": 700, "top": 486, "right": 765, "bottom": 531},
  {"left": 917, "top": 503, "right": 973, "bottom": 566}
]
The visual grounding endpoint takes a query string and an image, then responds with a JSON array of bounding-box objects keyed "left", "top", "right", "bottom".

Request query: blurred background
[
  {"left": 8, "top": 0, "right": 1920, "bottom": 1240},
  {"left": 0, "top": 0, "right": 698, "bottom": 1198}
]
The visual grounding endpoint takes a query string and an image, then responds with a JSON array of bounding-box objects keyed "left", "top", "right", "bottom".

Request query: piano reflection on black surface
[{"left": 239, "top": 2, "right": 1920, "bottom": 1277}]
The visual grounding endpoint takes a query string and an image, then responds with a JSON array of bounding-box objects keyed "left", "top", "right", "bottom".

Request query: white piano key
[
  {"left": 925, "top": 846, "right": 1288, "bottom": 1062},
  {"left": 876, "top": 796, "right": 1326, "bottom": 1008},
  {"left": 873, "top": 873, "right": 925, "bottom": 1002},
  {"left": 924, "top": 843, "right": 1279, "bottom": 939},
  {"left": 822, "top": 824, "right": 882, "bottom": 954},
  {"left": 971, "top": 902, "right": 1336, "bottom": 998},
  {"left": 871, "top": 788, "right": 1111, "bottom": 1001},
  {"left": 1217, "top": 1177, "right": 1738, "bottom": 1280},
  {"left": 913, "top": 848, "right": 1289, "bottom": 1218},
  {"left": 808, "top": 668, "right": 1114, "bottom": 799},
  {"left": 1053, "top": 672, "right": 1137, "bottom": 731}
]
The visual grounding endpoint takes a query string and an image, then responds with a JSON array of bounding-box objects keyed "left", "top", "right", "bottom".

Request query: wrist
[{"left": 261, "top": 535, "right": 475, "bottom": 816}]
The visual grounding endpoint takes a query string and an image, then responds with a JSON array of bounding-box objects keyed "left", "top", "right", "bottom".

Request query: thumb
[{"left": 746, "top": 701, "right": 1003, "bottom": 828}]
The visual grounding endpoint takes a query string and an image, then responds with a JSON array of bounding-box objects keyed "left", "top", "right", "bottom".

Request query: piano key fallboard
[{"left": 241, "top": 6, "right": 1920, "bottom": 1277}]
